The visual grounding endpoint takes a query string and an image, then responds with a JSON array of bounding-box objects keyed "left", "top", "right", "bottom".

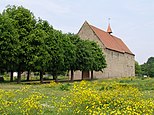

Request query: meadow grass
[{"left": 0, "top": 77, "right": 154, "bottom": 114}]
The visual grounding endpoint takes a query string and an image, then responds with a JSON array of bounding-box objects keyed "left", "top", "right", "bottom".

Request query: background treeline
[
  {"left": 135, "top": 57, "right": 154, "bottom": 77},
  {"left": 0, "top": 5, "right": 106, "bottom": 83}
]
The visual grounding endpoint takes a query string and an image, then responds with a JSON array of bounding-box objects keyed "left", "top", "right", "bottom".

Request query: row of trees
[
  {"left": 0, "top": 5, "right": 107, "bottom": 83},
  {"left": 135, "top": 57, "right": 154, "bottom": 77}
]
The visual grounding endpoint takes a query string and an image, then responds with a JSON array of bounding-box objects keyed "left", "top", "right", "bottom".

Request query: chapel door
[{"left": 82, "top": 71, "right": 90, "bottom": 79}]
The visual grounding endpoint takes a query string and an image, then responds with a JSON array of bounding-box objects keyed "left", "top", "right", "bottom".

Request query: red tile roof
[{"left": 89, "top": 25, "right": 134, "bottom": 55}]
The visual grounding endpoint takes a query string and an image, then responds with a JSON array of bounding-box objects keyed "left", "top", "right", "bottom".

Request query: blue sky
[{"left": 1, "top": 0, "right": 154, "bottom": 64}]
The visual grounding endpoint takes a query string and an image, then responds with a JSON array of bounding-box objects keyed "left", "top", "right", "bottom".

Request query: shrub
[{"left": 59, "top": 83, "right": 71, "bottom": 91}]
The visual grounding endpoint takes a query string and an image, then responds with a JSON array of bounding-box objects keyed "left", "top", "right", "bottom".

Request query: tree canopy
[
  {"left": 141, "top": 57, "right": 154, "bottom": 77},
  {"left": 0, "top": 12, "right": 19, "bottom": 73},
  {"left": 0, "top": 5, "right": 107, "bottom": 83}
]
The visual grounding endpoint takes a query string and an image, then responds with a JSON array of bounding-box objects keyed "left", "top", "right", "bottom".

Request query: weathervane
[{"left": 108, "top": 18, "right": 111, "bottom": 24}]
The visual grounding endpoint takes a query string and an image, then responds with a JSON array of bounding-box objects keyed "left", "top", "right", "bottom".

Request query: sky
[{"left": 0, "top": 0, "right": 154, "bottom": 64}]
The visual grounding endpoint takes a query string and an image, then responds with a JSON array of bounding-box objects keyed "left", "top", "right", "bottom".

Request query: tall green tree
[
  {"left": 3, "top": 5, "right": 36, "bottom": 83},
  {"left": 0, "top": 13, "right": 20, "bottom": 81},
  {"left": 61, "top": 33, "right": 76, "bottom": 72},
  {"left": 76, "top": 39, "right": 106, "bottom": 79},
  {"left": 37, "top": 20, "right": 65, "bottom": 81},
  {"left": 48, "top": 30, "right": 65, "bottom": 81},
  {"left": 27, "top": 24, "right": 50, "bottom": 83},
  {"left": 68, "top": 34, "right": 107, "bottom": 80},
  {"left": 88, "top": 41, "right": 106, "bottom": 79},
  {"left": 66, "top": 33, "right": 79, "bottom": 81},
  {"left": 76, "top": 40, "right": 94, "bottom": 71}
]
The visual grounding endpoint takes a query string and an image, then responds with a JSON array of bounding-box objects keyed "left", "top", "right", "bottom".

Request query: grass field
[{"left": 0, "top": 77, "right": 154, "bottom": 115}]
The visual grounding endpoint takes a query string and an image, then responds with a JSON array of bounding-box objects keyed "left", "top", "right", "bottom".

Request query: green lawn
[{"left": 0, "top": 77, "right": 154, "bottom": 115}]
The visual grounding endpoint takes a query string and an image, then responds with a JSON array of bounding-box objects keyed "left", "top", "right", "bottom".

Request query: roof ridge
[{"left": 90, "top": 24, "right": 106, "bottom": 33}]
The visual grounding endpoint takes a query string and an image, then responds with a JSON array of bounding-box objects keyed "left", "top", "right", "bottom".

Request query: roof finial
[
  {"left": 108, "top": 18, "right": 110, "bottom": 23},
  {"left": 107, "top": 18, "right": 112, "bottom": 34}
]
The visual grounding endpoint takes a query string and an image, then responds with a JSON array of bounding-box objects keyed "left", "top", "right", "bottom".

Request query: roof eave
[{"left": 106, "top": 48, "right": 135, "bottom": 56}]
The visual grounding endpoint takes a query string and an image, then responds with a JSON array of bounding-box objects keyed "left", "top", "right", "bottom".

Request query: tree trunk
[
  {"left": 53, "top": 74, "right": 56, "bottom": 80},
  {"left": 17, "top": 70, "right": 21, "bottom": 84},
  {"left": 53, "top": 71, "right": 58, "bottom": 82},
  {"left": 10, "top": 71, "right": 13, "bottom": 82},
  {"left": 91, "top": 71, "right": 93, "bottom": 80},
  {"left": 66, "top": 70, "right": 69, "bottom": 76},
  {"left": 71, "top": 69, "right": 74, "bottom": 81},
  {"left": 40, "top": 71, "right": 43, "bottom": 84},
  {"left": 53, "top": 75, "right": 58, "bottom": 82},
  {"left": 27, "top": 70, "right": 30, "bottom": 81}
]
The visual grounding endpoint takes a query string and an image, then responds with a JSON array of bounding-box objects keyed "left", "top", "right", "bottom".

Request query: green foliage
[
  {"left": 67, "top": 33, "right": 81, "bottom": 71},
  {"left": 27, "top": 22, "right": 50, "bottom": 72},
  {"left": 135, "top": 61, "right": 141, "bottom": 76},
  {"left": 88, "top": 41, "right": 107, "bottom": 71},
  {"left": 59, "top": 83, "right": 71, "bottom": 91},
  {"left": 76, "top": 39, "right": 106, "bottom": 71},
  {"left": 0, "top": 12, "right": 19, "bottom": 72},
  {"left": 146, "top": 57, "right": 154, "bottom": 77},
  {"left": 0, "top": 5, "right": 107, "bottom": 83},
  {"left": 1, "top": 5, "right": 37, "bottom": 83},
  {"left": 76, "top": 40, "right": 93, "bottom": 71},
  {"left": 61, "top": 33, "right": 76, "bottom": 71},
  {"left": 46, "top": 29, "right": 65, "bottom": 78},
  {"left": 141, "top": 57, "right": 154, "bottom": 77},
  {"left": 141, "top": 63, "right": 147, "bottom": 76},
  {"left": 68, "top": 33, "right": 106, "bottom": 72}
]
